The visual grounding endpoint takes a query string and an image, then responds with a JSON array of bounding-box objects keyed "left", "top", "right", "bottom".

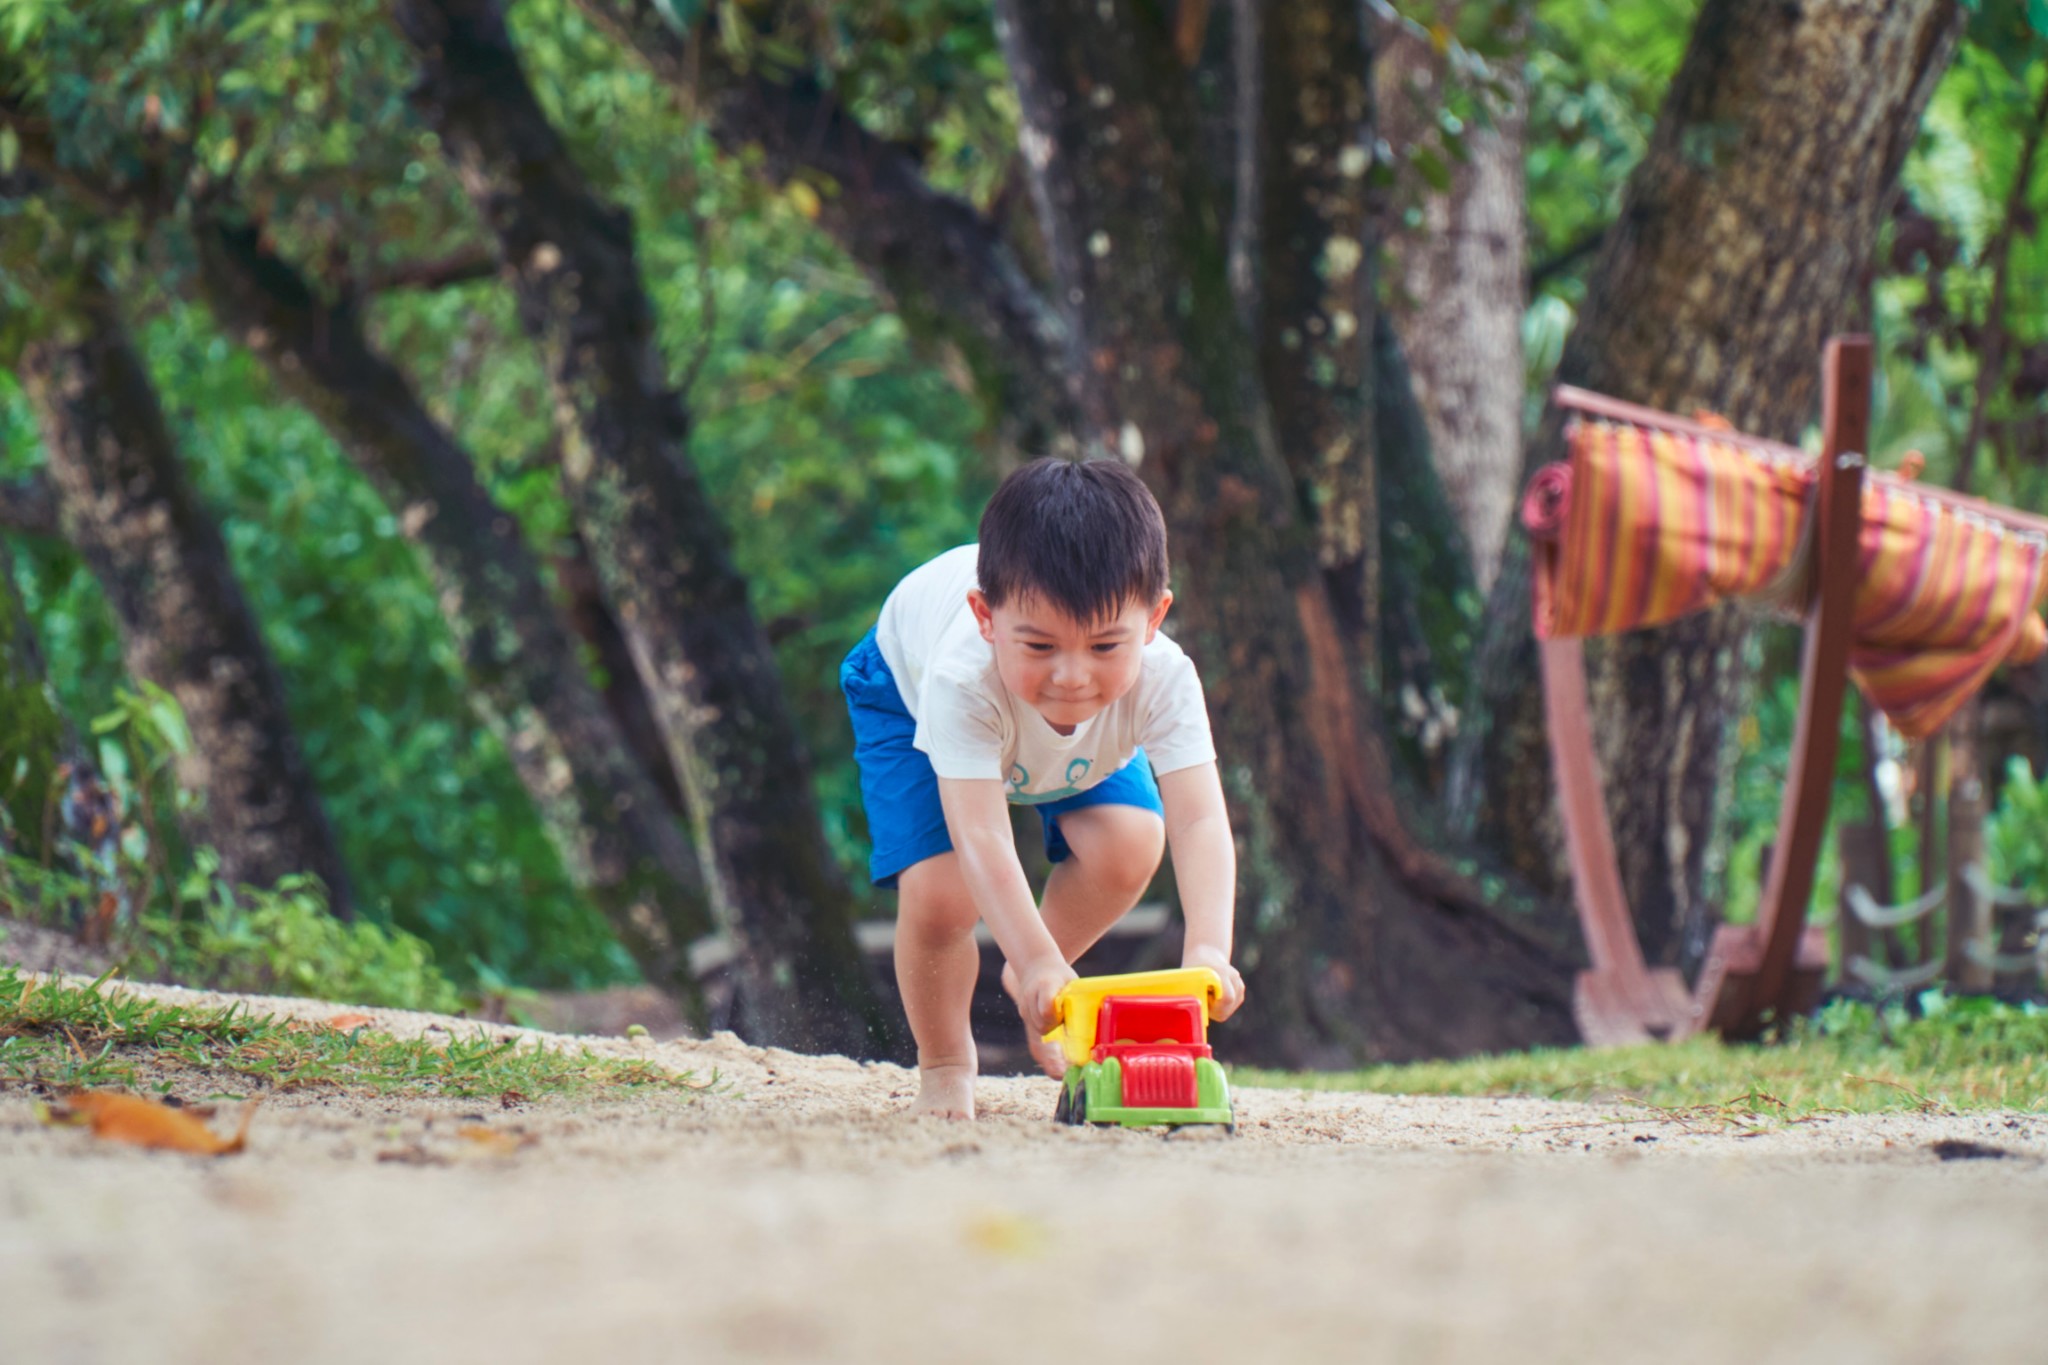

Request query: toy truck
[{"left": 1044, "top": 967, "right": 1234, "bottom": 1130}]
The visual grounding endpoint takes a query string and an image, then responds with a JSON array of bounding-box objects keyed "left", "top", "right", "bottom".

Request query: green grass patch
[
  {"left": 1238, "top": 995, "right": 2048, "bottom": 1119},
  {"left": 0, "top": 965, "right": 711, "bottom": 1102}
]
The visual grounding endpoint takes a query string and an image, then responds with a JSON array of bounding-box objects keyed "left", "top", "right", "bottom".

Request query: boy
[{"left": 840, "top": 457, "right": 1245, "bottom": 1119}]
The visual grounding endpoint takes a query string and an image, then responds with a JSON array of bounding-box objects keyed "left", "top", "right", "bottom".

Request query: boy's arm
[
  {"left": 1157, "top": 762, "right": 1245, "bottom": 1020},
  {"left": 935, "top": 776, "right": 1075, "bottom": 1027}
]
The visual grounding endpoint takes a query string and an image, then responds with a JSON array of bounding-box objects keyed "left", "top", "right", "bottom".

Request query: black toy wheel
[
  {"left": 1052, "top": 1079, "right": 1072, "bottom": 1124},
  {"left": 1072, "top": 1080, "right": 1089, "bottom": 1125}
]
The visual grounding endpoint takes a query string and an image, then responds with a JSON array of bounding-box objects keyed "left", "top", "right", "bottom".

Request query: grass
[
  {"left": 0, "top": 965, "right": 712, "bottom": 1102},
  {"left": 1237, "top": 996, "right": 2048, "bottom": 1120}
]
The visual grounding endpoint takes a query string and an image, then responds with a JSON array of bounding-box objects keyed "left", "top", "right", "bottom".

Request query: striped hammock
[{"left": 1525, "top": 420, "right": 2048, "bottom": 739}]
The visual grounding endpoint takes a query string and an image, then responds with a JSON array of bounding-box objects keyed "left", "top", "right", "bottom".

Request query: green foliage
[
  {"left": 1525, "top": 0, "right": 1698, "bottom": 305},
  {"left": 0, "top": 961, "right": 711, "bottom": 1097},
  {"left": 1986, "top": 755, "right": 2048, "bottom": 899},
  {"left": 2, "top": 842, "right": 465, "bottom": 1015},
  {"left": 1873, "top": 39, "right": 2048, "bottom": 504},
  {"left": 128, "top": 855, "right": 463, "bottom": 1013},
  {"left": 0, "top": 557, "right": 66, "bottom": 863},
  {"left": 0, "top": 677, "right": 465, "bottom": 1012},
  {"left": 1243, "top": 991, "right": 2048, "bottom": 1115},
  {"left": 2, "top": 0, "right": 996, "bottom": 991}
]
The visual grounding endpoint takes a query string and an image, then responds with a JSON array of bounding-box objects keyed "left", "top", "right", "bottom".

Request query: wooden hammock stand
[
  {"left": 1539, "top": 337, "right": 1872, "bottom": 1045},
  {"left": 1541, "top": 335, "right": 2048, "bottom": 1045}
]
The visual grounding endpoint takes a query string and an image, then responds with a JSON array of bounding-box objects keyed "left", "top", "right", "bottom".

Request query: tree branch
[
  {"left": 362, "top": 246, "right": 501, "bottom": 293},
  {"left": 572, "top": 0, "right": 1083, "bottom": 454},
  {"left": 1528, "top": 224, "right": 1605, "bottom": 292}
]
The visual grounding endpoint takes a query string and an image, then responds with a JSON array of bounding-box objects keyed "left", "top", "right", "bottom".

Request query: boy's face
[{"left": 967, "top": 589, "right": 1172, "bottom": 733}]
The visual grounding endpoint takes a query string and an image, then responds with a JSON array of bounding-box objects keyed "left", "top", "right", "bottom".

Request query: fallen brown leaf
[
  {"left": 325, "top": 1012, "right": 375, "bottom": 1033},
  {"left": 50, "top": 1091, "right": 256, "bottom": 1156},
  {"left": 455, "top": 1124, "right": 533, "bottom": 1156}
]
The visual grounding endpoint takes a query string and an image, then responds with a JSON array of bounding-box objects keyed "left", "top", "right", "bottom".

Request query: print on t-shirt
[{"left": 1007, "top": 755, "right": 1096, "bottom": 805}]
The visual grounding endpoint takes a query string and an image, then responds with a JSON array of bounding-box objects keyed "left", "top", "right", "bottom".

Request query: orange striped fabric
[
  {"left": 1527, "top": 419, "right": 2048, "bottom": 739},
  {"left": 1527, "top": 421, "right": 1809, "bottom": 642},
  {"left": 1849, "top": 479, "right": 2048, "bottom": 738}
]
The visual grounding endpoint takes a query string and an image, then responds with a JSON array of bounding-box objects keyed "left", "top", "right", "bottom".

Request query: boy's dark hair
[{"left": 978, "top": 457, "right": 1169, "bottom": 622}]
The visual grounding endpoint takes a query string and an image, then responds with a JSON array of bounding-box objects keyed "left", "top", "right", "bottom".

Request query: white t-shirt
[{"left": 874, "top": 545, "right": 1215, "bottom": 805}]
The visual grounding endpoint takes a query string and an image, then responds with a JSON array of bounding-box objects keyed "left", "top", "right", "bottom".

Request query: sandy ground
[{"left": 5, "top": 975, "right": 2048, "bottom": 1364}]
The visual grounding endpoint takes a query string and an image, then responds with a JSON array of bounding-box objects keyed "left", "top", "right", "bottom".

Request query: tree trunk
[
  {"left": 17, "top": 277, "right": 356, "bottom": 917},
  {"left": 192, "top": 218, "right": 715, "bottom": 1018},
  {"left": 0, "top": 540, "right": 66, "bottom": 863},
  {"left": 1375, "top": 11, "right": 1528, "bottom": 593},
  {"left": 1454, "top": 0, "right": 1964, "bottom": 969},
  {"left": 996, "top": 0, "right": 1572, "bottom": 1062},
  {"left": 1373, "top": 313, "right": 1479, "bottom": 786},
  {"left": 395, "top": 0, "right": 892, "bottom": 1057},
  {"left": 556, "top": 528, "right": 689, "bottom": 820},
  {"left": 1253, "top": 0, "right": 1379, "bottom": 663}
]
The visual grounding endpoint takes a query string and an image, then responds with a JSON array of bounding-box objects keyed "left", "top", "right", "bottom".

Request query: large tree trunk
[
  {"left": 17, "top": 277, "right": 356, "bottom": 916},
  {"left": 555, "top": 528, "right": 689, "bottom": 821},
  {"left": 1375, "top": 11, "right": 1527, "bottom": 593},
  {"left": 192, "top": 219, "right": 715, "bottom": 1016},
  {"left": 995, "top": 0, "right": 1572, "bottom": 1062},
  {"left": 1454, "top": 0, "right": 1963, "bottom": 971},
  {"left": 1253, "top": 0, "right": 1379, "bottom": 663},
  {"left": 395, "top": 0, "right": 892, "bottom": 1057}
]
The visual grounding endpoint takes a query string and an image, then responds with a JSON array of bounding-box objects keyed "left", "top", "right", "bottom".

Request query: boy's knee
[
  {"left": 1063, "top": 806, "right": 1165, "bottom": 893},
  {"left": 896, "top": 855, "right": 980, "bottom": 940}
]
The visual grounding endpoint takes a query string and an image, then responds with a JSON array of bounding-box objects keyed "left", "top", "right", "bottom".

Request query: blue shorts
[{"left": 840, "top": 629, "right": 1163, "bottom": 888}]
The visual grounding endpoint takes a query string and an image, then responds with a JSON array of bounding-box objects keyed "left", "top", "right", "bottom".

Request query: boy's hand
[
  {"left": 1013, "top": 957, "right": 1079, "bottom": 1035},
  {"left": 1183, "top": 944, "right": 1245, "bottom": 1021}
]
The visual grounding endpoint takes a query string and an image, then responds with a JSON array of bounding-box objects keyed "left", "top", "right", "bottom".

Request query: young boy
[{"left": 840, "top": 457, "right": 1245, "bottom": 1119}]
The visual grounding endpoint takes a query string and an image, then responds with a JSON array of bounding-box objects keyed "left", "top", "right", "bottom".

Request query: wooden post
[
  {"left": 1541, "top": 637, "right": 1692, "bottom": 1044},
  {"left": 1916, "top": 737, "right": 1946, "bottom": 968},
  {"left": 1946, "top": 700, "right": 1992, "bottom": 993},
  {"left": 1836, "top": 821, "right": 1881, "bottom": 987},
  {"left": 1698, "top": 335, "right": 1869, "bottom": 1038}
]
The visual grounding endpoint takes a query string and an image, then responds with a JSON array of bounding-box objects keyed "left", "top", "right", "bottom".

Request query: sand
[{"left": 4, "top": 974, "right": 2047, "bottom": 1364}]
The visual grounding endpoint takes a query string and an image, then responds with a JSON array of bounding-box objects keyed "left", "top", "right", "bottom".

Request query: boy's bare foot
[
  {"left": 912, "top": 1060, "right": 977, "bottom": 1120},
  {"left": 1001, "top": 963, "right": 1069, "bottom": 1080},
  {"left": 1023, "top": 1029, "right": 1068, "bottom": 1081}
]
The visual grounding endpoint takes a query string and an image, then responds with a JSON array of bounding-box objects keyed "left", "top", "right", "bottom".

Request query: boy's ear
[
  {"left": 1145, "top": 590, "right": 1172, "bottom": 641},
  {"left": 968, "top": 588, "right": 998, "bottom": 643}
]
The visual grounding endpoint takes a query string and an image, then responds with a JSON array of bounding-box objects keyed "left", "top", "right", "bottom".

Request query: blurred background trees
[{"left": 3, "top": 0, "right": 2045, "bottom": 1062}]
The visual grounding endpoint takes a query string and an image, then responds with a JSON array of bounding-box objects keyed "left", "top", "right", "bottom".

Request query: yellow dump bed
[{"left": 1041, "top": 967, "right": 1222, "bottom": 1068}]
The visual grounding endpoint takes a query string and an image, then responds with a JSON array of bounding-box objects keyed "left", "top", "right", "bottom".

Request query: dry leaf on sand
[
  {"left": 284, "top": 1012, "right": 375, "bottom": 1036},
  {"left": 455, "top": 1124, "right": 534, "bottom": 1156},
  {"left": 46, "top": 1091, "right": 256, "bottom": 1156}
]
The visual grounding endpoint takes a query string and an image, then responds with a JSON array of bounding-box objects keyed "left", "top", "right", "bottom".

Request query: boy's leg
[
  {"left": 894, "top": 852, "right": 983, "bottom": 1119},
  {"left": 1005, "top": 803, "right": 1165, "bottom": 1076},
  {"left": 1038, "top": 804, "right": 1166, "bottom": 959}
]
